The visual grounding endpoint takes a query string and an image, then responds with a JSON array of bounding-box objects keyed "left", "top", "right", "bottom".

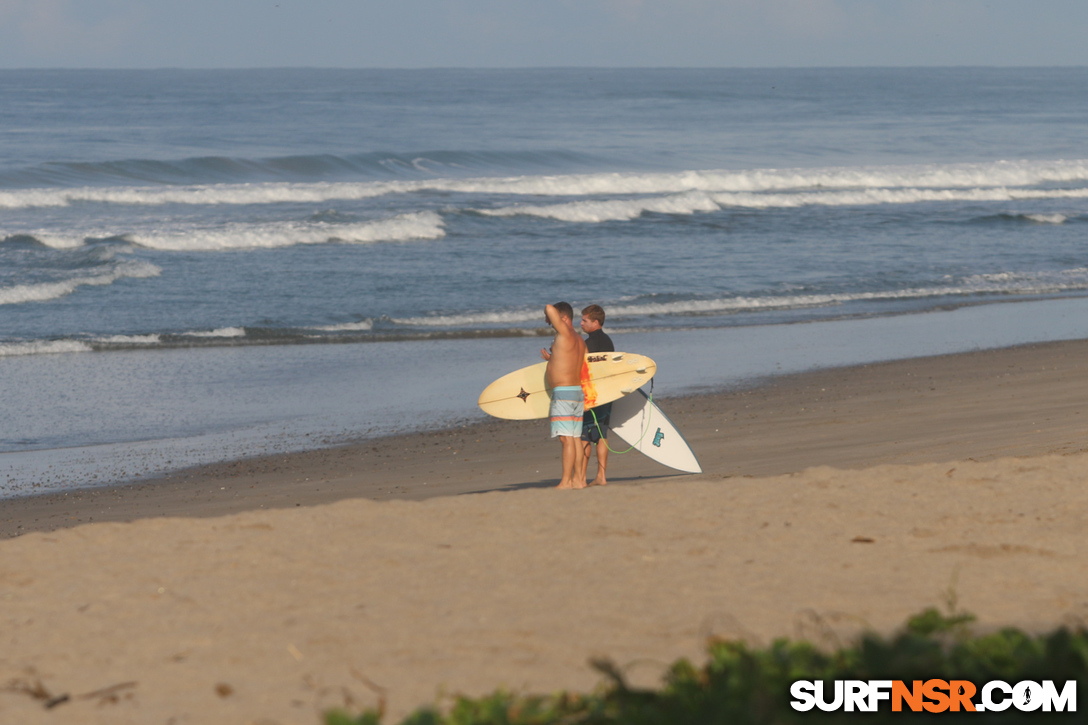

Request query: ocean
[{"left": 3, "top": 67, "right": 1088, "bottom": 496}]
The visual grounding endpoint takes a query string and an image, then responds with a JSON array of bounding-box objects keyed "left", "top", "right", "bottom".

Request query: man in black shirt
[{"left": 579, "top": 304, "right": 614, "bottom": 486}]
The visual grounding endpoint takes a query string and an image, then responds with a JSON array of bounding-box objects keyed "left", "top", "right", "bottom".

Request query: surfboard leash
[{"left": 589, "top": 378, "right": 654, "bottom": 455}]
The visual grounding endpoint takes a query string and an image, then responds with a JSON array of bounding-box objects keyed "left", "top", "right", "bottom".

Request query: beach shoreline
[
  {"left": 5, "top": 336, "right": 1088, "bottom": 538},
  {"left": 9, "top": 294, "right": 1088, "bottom": 501}
]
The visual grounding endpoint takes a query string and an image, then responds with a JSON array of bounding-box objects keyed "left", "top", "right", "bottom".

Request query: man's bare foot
[
  {"left": 587, "top": 478, "right": 607, "bottom": 487},
  {"left": 557, "top": 479, "right": 586, "bottom": 489}
]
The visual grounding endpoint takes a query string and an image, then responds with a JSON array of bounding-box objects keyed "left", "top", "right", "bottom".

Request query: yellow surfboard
[{"left": 478, "top": 352, "right": 657, "bottom": 420}]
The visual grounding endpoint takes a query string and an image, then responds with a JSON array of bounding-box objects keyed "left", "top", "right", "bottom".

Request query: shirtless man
[{"left": 541, "top": 302, "right": 588, "bottom": 489}]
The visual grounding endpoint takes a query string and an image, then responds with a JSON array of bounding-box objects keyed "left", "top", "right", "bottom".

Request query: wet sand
[{"left": 3, "top": 339, "right": 1088, "bottom": 723}]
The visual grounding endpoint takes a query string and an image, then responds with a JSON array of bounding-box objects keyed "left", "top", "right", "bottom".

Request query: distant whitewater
[{"left": 2, "top": 67, "right": 1088, "bottom": 358}]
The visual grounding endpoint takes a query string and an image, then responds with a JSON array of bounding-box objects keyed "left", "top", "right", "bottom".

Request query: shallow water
[{"left": 5, "top": 296, "right": 1088, "bottom": 498}]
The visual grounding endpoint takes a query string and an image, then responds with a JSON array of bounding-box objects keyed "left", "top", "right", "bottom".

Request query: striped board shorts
[{"left": 549, "top": 385, "right": 584, "bottom": 438}]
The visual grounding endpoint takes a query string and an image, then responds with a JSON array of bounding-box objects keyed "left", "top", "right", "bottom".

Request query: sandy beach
[{"left": 3, "top": 339, "right": 1088, "bottom": 724}]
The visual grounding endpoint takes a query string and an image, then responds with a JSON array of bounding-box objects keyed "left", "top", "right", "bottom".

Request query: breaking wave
[
  {"left": 138, "top": 212, "right": 442, "bottom": 251},
  {"left": 7, "top": 213, "right": 447, "bottom": 253},
  {"left": 479, "top": 187, "right": 1088, "bottom": 222},
  {"left": 0, "top": 260, "right": 161, "bottom": 305},
  {"left": 0, "top": 340, "right": 93, "bottom": 357},
  {"left": 125, "top": 212, "right": 444, "bottom": 251},
  {"left": 6, "top": 264, "right": 1088, "bottom": 358},
  {"left": 3, "top": 159, "right": 1088, "bottom": 210},
  {"left": 478, "top": 192, "right": 720, "bottom": 222},
  {"left": 389, "top": 268, "right": 1088, "bottom": 328},
  {"left": 182, "top": 327, "right": 246, "bottom": 338},
  {"left": 1024, "top": 213, "right": 1069, "bottom": 224}
]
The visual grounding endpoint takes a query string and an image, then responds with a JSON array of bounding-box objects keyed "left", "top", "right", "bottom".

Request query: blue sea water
[{"left": 3, "top": 67, "right": 1088, "bottom": 495}]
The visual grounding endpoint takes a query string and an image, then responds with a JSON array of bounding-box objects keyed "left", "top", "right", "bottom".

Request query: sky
[{"left": 0, "top": 0, "right": 1086, "bottom": 69}]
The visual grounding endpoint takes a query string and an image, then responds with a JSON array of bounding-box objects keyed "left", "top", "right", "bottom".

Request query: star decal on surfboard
[{"left": 517, "top": 388, "right": 531, "bottom": 402}]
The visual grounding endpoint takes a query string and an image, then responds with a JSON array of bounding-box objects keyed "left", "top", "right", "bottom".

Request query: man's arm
[
  {"left": 544, "top": 304, "right": 578, "bottom": 344},
  {"left": 541, "top": 303, "right": 560, "bottom": 360},
  {"left": 544, "top": 304, "right": 562, "bottom": 330}
]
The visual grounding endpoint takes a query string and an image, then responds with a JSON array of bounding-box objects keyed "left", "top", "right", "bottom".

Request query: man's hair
[
  {"left": 581, "top": 304, "right": 605, "bottom": 326},
  {"left": 553, "top": 301, "right": 574, "bottom": 320}
]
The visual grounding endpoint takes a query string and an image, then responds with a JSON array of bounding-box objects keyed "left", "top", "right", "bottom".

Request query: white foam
[
  {"left": 32, "top": 233, "right": 92, "bottom": 250},
  {"left": 391, "top": 309, "right": 543, "bottom": 327},
  {"left": 0, "top": 183, "right": 364, "bottom": 209},
  {"left": 313, "top": 320, "right": 374, "bottom": 332},
  {"left": 477, "top": 186, "right": 1088, "bottom": 222},
  {"left": 0, "top": 340, "right": 92, "bottom": 356},
  {"left": 961, "top": 267, "right": 1088, "bottom": 287},
  {"left": 3, "top": 159, "right": 1088, "bottom": 210},
  {"left": 388, "top": 269, "right": 1088, "bottom": 328},
  {"left": 97, "top": 334, "right": 162, "bottom": 344},
  {"left": 710, "top": 186, "right": 1088, "bottom": 210},
  {"left": 182, "top": 327, "right": 246, "bottom": 338},
  {"left": 127, "top": 212, "right": 445, "bottom": 251},
  {"left": 457, "top": 159, "right": 1088, "bottom": 197},
  {"left": 1025, "top": 213, "right": 1068, "bottom": 224},
  {"left": 479, "top": 192, "right": 720, "bottom": 222},
  {"left": 0, "top": 260, "right": 161, "bottom": 306},
  {"left": 607, "top": 274, "right": 1088, "bottom": 318}
]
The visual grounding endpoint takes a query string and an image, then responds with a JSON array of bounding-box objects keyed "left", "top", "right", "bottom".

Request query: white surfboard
[{"left": 607, "top": 389, "right": 702, "bottom": 474}]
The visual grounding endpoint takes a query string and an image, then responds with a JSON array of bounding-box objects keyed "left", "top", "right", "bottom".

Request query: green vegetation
[{"left": 326, "top": 608, "right": 1088, "bottom": 724}]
